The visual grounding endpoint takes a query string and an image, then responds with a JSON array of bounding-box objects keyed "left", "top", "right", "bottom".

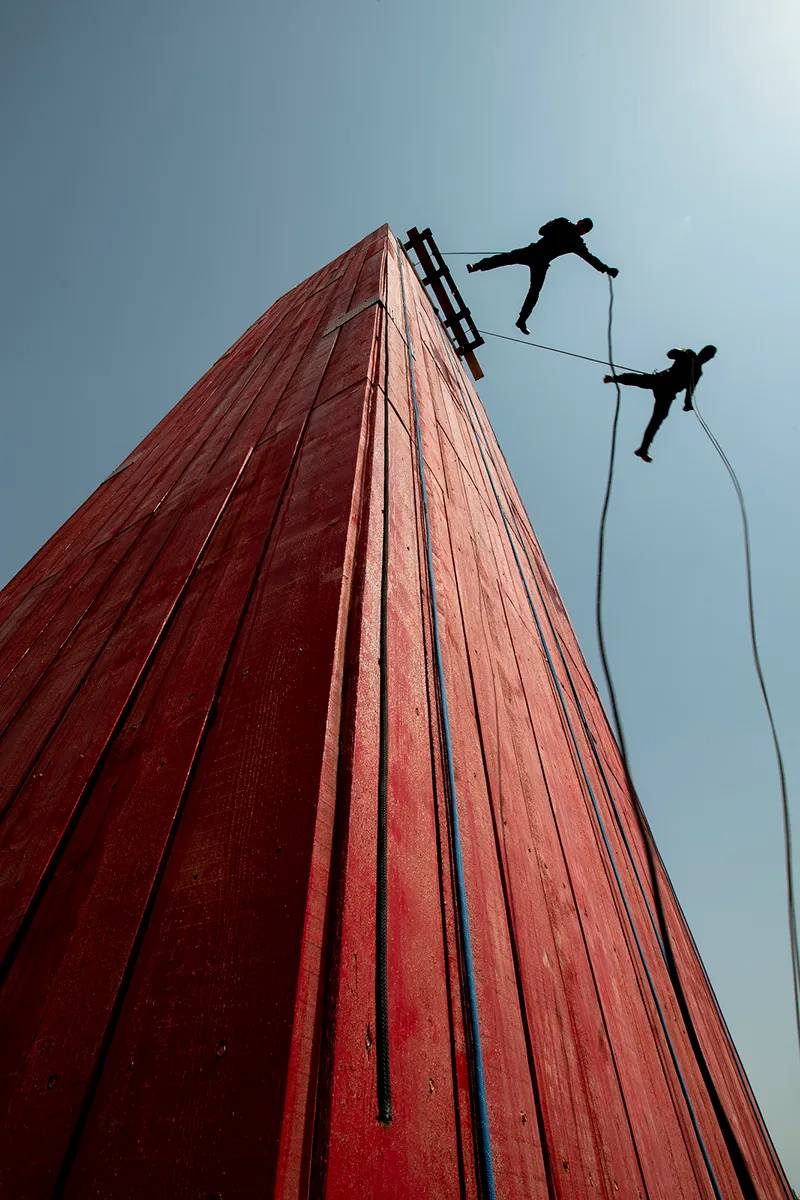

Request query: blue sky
[{"left": 1, "top": 0, "right": 798, "bottom": 1181}]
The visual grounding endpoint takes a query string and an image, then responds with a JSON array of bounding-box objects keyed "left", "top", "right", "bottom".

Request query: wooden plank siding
[{"left": 0, "top": 227, "right": 790, "bottom": 1199}]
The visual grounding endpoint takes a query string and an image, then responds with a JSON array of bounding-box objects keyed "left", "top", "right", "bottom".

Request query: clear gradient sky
[{"left": 1, "top": 0, "right": 798, "bottom": 1182}]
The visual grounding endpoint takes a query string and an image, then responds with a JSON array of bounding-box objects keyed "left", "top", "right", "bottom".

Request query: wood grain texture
[{"left": 0, "top": 226, "right": 790, "bottom": 1199}]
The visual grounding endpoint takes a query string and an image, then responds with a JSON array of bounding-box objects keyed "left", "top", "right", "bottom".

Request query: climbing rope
[
  {"left": 397, "top": 244, "right": 498, "bottom": 1200},
  {"left": 597, "top": 277, "right": 760, "bottom": 1199},
  {"left": 691, "top": 393, "right": 800, "bottom": 1056},
  {"left": 376, "top": 293, "right": 392, "bottom": 1123},
  {"left": 478, "top": 328, "right": 637, "bottom": 372}
]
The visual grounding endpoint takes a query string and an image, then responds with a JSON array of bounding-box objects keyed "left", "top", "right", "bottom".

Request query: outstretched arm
[{"left": 574, "top": 241, "right": 616, "bottom": 275}]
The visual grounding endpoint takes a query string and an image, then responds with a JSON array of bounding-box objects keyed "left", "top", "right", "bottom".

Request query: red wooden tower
[{"left": 0, "top": 226, "right": 790, "bottom": 1198}]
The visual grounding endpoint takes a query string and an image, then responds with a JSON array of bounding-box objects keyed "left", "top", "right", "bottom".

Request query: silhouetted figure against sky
[
  {"left": 605, "top": 345, "right": 717, "bottom": 463},
  {"left": 467, "top": 217, "right": 618, "bottom": 335}
]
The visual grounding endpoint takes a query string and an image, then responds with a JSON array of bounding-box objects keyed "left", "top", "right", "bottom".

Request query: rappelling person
[
  {"left": 604, "top": 345, "right": 717, "bottom": 463},
  {"left": 466, "top": 217, "right": 619, "bottom": 335}
]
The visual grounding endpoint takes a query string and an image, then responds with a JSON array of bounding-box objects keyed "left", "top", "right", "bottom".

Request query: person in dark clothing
[
  {"left": 467, "top": 217, "right": 618, "bottom": 335},
  {"left": 604, "top": 345, "right": 717, "bottom": 463}
]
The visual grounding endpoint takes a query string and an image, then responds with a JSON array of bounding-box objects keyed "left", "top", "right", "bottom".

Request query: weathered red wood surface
[{"left": 0, "top": 227, "right": 790, "bottom": 1198}]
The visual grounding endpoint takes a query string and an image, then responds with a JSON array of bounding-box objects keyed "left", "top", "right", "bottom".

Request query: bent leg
[
  {"left": 471, "top": 248, "right": 530, "bottom": 272},
  {"left": 519, "top": 263, "right": 549, "bottom": 323},
  {"left": 639, "top": 393, "right": 674, "bottom": 454}
]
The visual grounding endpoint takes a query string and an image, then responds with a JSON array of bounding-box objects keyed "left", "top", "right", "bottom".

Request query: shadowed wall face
[{"left": 0, "top": 228, "right": 790, "bottom": 1198}]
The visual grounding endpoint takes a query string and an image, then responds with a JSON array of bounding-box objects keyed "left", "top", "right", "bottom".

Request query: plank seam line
[
  {"left": 322, "top": 294, "right": 383, "bottom": 336},
  {"left": 0, "top": 506, "right": 175, "bottom": 815},
  {"left": 0, "top": 448, "right": 255, "bottom": 990}
]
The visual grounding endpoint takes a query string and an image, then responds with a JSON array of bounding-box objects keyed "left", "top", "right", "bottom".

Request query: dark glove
[{"left": 607, "top": 267, "right": 619, "bottom": 278}]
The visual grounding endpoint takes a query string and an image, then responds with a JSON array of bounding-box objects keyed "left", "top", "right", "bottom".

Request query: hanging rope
[
  {"left": 478, "top": 329, "right": 638, "bottom": 372},
  {"left": 397, "top": 243, "right": 498, "bottom": 1200},
  {"left": 597, "top": 277, "right": 760, "bottom": 1199},
  {"left": 691, "top": 393, "right": 800, "bottom": 1056}
]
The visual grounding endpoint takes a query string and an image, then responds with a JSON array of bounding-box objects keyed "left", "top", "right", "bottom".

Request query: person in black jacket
[
  {"left": 467, "top": 217, "right": 618, "bottom": 334},
  {"left": 604, "top": 345, "right": 717, "bottom": 462}
]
